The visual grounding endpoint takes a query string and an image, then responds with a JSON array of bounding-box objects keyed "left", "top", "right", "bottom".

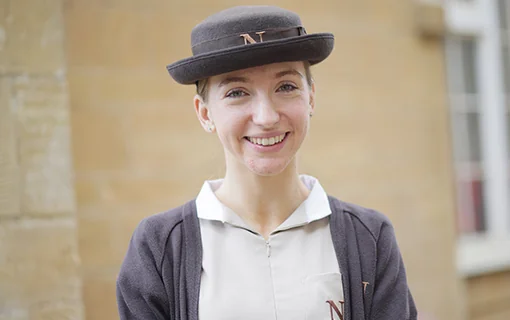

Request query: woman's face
[{"left": 195, "top": 61, "right": 315, "bottom": 176}]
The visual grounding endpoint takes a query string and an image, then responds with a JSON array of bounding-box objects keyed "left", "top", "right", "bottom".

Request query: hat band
[{"left": 191, "top": 27, "right": 307, "bottom": 55}]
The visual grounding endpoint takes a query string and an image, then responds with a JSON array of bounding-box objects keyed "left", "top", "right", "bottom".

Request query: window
[
  {"left": 499, "top": 0, "right": 510, "bottom": 213},
  {"left": 445, "top": 37, "right": 486, "bottom": 234},
  {"left": 444, "top": 0, "right": 510, "bottom": 275}
]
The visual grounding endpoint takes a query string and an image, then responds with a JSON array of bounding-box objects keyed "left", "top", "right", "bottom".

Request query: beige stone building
[{"left": 1, "top": 0, "right": 509, "bottom": 319}]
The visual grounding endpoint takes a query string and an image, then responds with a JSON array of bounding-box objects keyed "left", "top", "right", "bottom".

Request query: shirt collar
[
  {"left": 195, "top": 178, "right": 252, "bottom": 229},
  {"left": 195, "top": 175, "right": 331, "bottom": 233}
]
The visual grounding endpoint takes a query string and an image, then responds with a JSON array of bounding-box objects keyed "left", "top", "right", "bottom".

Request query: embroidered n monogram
[
  {"left": 240, "top": 31, "right": 266, "bottom": 44},
  {"left": 325, "top": 300, "right": 345, "bottom": 320}
]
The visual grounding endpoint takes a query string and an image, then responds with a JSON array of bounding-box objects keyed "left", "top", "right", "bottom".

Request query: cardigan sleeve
[
  {"left": 116, "top": 218, "right": 170, "bottom": 320},
  {"left": 370, "top": 221, "right": 418, "bottom": 319}
]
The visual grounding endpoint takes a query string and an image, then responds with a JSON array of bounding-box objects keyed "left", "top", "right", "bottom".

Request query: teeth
[{"left": 248, "top": 133, "right": 286, "bottom": 146}]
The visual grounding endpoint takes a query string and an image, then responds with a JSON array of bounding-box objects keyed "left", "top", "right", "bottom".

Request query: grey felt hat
[{"left": 166, "top": 5, "right": 335, "bottom": 85}]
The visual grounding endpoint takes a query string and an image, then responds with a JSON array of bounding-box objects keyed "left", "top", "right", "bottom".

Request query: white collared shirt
[{"left": 196, "top": 175, "right": 344, "bottom": 320}]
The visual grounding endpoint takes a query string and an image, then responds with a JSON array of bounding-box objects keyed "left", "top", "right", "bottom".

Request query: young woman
[{"left": 116, "top": 5, "right": 417, "bottom": 320}]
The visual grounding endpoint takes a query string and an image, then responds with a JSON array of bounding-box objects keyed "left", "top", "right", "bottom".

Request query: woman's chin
[{"left": 245, "top": 157, "right": 293, "bottom": 177}]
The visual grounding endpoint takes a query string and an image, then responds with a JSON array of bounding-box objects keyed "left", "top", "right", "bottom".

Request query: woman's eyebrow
[
  {"left": 275, "top": 69, "right": 304, "bottom": 79},
  {"left": 218, "top": 76, "right": 249, "bottom": 88}
]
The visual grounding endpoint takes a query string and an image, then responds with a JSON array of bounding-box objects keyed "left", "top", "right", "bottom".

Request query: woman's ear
[
  {"left": 194, "top": 95, "right": 215, "bottom": 133},
  {"left": 309, "top": 81, "right": 316, "bottom": 115}
]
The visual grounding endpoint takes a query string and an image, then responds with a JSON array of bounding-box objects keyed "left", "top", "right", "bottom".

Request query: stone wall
[
  {"left": 0, "top": 0, "right": 83, "bottom": 319},
  {"left": 467, "top": 271, "right": 510, "bottom": 320}
]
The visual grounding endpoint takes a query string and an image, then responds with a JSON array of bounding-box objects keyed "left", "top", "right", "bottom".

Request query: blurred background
[{"left": 1, "top": 0, "right": 510, "bottom": 319}]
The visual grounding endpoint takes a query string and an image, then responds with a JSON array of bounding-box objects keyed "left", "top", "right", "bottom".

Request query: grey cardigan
[{"left": 116, "top": 196, "right": 418, "bottom": 320}]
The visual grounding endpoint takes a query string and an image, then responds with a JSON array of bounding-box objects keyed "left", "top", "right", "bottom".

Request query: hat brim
[{"left": 166, "top": 33, "right": 334, "bottom": 85}]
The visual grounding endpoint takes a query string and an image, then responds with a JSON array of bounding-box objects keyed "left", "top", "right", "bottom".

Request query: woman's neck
[{"left": 214, "top": 159, "right": 310, "bottom": 239}]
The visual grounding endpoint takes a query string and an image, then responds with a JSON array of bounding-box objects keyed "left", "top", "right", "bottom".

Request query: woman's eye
[
  {"left": 277, "top": 83, "right": 298, "bottom": 92},
  {"left": 226, "top": 89, "right": 247, "bottom": 98}
]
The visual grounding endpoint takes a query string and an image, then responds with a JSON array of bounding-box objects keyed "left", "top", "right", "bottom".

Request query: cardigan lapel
[
  {"left": 182, "top": 200, "right": 203, "bottom": 320},
  {"left": 328, "top": 196, "right": 352, "bottom": 320},
  {"left": 328, "top": 196, "right": 371, "bottom": 320}
]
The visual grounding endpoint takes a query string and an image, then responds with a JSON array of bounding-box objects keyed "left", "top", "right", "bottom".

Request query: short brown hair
[{"left": 196, "top": 62, "right": 313, "bottom": 102}]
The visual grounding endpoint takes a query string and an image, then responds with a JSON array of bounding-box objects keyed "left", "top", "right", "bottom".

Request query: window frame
[{"left": 444, "top": 0, "right": 510, "bottom": 276}]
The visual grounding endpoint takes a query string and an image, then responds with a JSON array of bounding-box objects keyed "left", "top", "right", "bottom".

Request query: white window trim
[
  {"left": 444, "top": 0, "right": 510, "bottom": 276},
  {"left": 458, "top": 235, "right": 510, "bottom": 275}
]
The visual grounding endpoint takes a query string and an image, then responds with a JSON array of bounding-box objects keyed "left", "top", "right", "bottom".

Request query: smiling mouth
[{"left": 245, "top": 133, "right": 288, "bottom": 146}]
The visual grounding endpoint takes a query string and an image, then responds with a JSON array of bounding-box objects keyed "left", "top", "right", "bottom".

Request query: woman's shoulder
[
  {"left": 141, "top": 199, "right": 195, "bottom": 227},
  {"left": 129, "top": 199, "right": 198, "bottom": 254},
  {"left": 327, "top": 195, "right": 394, "bottom": 241}
]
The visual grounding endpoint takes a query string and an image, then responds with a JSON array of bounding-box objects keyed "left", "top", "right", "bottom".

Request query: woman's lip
[
  {"left": 244, "top": 132, "right": 289, "bottom": 150},
  {"left": 244, "top": 131, "right": 289, "bottom": 139}
]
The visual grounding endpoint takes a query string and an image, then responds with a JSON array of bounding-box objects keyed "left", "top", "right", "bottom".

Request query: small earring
[
  {"left": 207, "top": 122, "right": 215, "bottom": 132},
  {"left": 309, "top": 112, "right": 313, "bottom": 118}
]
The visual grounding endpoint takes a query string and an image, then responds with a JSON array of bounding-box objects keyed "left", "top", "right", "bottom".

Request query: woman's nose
[{"left": 252, "top": 98, "right": 280, "bottom": 127}]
